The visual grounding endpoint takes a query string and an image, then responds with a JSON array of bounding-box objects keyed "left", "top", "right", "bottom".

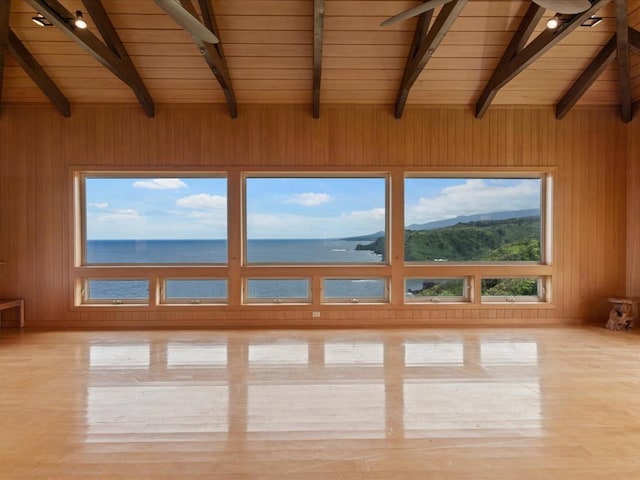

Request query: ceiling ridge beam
[
  {"left": 394, "top": 10, "right": 434, "bottom": 118},
  {"left": 475, "top": 0, "right": 611, "bottom": 118},
  {"left": 179, "top": 0, "right": 237, "bottom": 118},
  {"left": 7, "top": 30, "right": 70, "bottom": 117},
  {"left": 394, "top": 0, "right": 467, "bottom": 119},
  {"left": 555, "top": 34, "right": 617, "bottom": 119},
  {"left": 475, "top": 3, "right": 544, "bottom": 118},
  {"left": 81, "top": 0, "right": 154, "bottom": 118},
  {"left": 614, "top": 0, "right": 632, "bottom": 122},
  {"left": 312, "top": 0, "right": 324, "bottom": 119}
]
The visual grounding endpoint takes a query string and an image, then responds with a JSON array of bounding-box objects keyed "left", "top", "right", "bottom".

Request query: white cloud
[
  {"left": 406, "top": 179, "right": 540, "bottom": 225},
  {"left": 343, "top": 207, "right": 386, "bottom": 222},
  {"left": 247, "top": 209, "right": 385, "bottom": 239},
  {"left": 286, "top": 192, "right": 332, "bottom": 207},
  {"left": 176, "top": 194, "right": 227, "bottom": 210},
  {"left": 97, "top": 208, "right": 140, "bottom": 223},
  {"left": 88, "top": 202, "right": 108, "bottom": 208},
  {"left": 133, "top": 178, "right": 187, "bottom": 190}
]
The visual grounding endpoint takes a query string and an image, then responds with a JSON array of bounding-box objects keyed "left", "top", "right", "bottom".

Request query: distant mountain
[
  {"left": 357, "top": 215, "right": 541, "bottom": 262},
  {"left": 406, "top": 209, "right": 540, "bottom": 231},
  {"left": 343, "top": 209, "right": 540, "bottom": 241}
]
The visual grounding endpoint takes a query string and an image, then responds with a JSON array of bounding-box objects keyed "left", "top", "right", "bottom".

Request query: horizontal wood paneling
[{"left": 0, "top": 104, "right": 629, "bottom": 328}]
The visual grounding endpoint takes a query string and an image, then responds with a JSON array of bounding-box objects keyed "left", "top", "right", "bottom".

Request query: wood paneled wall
[{"left": 0, "top": 104, "right": 630, "bottom": 328}]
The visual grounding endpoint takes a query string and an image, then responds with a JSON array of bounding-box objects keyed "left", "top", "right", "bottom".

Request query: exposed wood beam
[
  {"left": 556, "top": 35, "right": 616, "bottom": 119},
  {"left": 313, "top": 0, "right": 324, "bottom": 119},
  {"left": 180, "top": 0, "right": 237, "bottom": 118},
  {"left": 475, "top": 3, "right": 544, "bottom": 118},
  {"left": 7, "top": 30, "right": 70, "bottom": 117},
  {"left": 0, "top": 0, "right": 9, "bottom": 111},
  {"left": 82, "top": 0, "right": 154, "bottom": 117},
  {"left": 475, "top": 0, "right": 611, "bottom": 118},
  {"left": 23, "top": 0, "right": 156, "bottom": 117},
  {"left": 394, "top": 0, "right": 467, "bottom": 119},
  {"left": 614, "top": 0, "right": 632, "bottom": 122},
  {"left": 393, "top": 9, "right": 433, "bottom": 118},
  {"left": 630, "top": 26, "right": 640, "bottom": 55}
]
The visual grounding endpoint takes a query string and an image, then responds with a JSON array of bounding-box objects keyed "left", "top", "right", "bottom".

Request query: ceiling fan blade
[
  {"left": 381, "top": 0, "right": 454, "bottom": 26},
  {"left": 533, "top": 0, "right": 592, "bottom": 14},
  {"left": 155, "top": 0, "right": 219, "bottom": 44}
]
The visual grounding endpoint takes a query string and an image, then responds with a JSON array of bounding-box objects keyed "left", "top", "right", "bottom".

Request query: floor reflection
[
  {"left": 84, "top": 333, "right": 542, "bottom": 443},
  {"left": 89, "top": 343, "right": 150, "bottom": 369}
]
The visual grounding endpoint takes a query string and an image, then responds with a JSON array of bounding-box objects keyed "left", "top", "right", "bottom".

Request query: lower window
[
  {"left": 322, "top": 278, "right": 388, "bottom": 303},
  {"left": 83, "top": 279, "right": 149, "bottom": 304},
  {"left": 245, "top": 279, "right": 311, "bottom": 304},
  {"left": 162, "top": 279, "right": 228, "bottom": 304},
  {"left": 405, "top": 277, "right": 469, "bottom": 303},
  {"left": 481, "top": 277, "right": 547, "bottom": 303}
]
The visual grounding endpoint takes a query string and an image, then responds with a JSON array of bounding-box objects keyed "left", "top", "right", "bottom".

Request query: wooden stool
[
  {"left": 0, "top": 299, "right": 24, "bottom": 328},
  {"left": 606, "top": 297, "right": 640, "bottom": 330}
]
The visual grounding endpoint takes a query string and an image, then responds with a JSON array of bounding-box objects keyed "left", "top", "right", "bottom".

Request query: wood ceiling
[{"left": 2, "top": 0, "right": 640, "bottom": 120}]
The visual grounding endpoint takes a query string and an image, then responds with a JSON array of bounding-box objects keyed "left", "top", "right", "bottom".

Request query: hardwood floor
[{"left": 1, "top": 326, "right": 639, "bottom": 479}]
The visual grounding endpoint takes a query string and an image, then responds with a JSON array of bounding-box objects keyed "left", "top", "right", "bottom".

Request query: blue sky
[{"left": 85, "top": 176, "right": 541, "bottom": 240}]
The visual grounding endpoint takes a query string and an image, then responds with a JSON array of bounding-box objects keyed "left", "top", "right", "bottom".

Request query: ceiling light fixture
[
  {"left": 581, "top": 15, "right": 603, "bottom": 27},
  {"left": 546, "top": 15, "right": 561, "bottom": 29},
  {"left": 31, "top": 13, "right": 53, "bottom": 27},
  {"left": 74, "top": 10, "right": 87, "bottom": 29}
]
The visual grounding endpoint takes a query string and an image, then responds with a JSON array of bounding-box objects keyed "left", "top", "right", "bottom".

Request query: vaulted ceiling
[{"left": 1, "top": 0, "right": 640, "bottom": 121}]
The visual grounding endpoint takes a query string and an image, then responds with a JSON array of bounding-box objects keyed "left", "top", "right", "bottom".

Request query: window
[
  {"left": 82, "top": 175, "right": 227, "bottom": 265},
  {"left": 245, "top": 279, "right": 311, "bottom": 303},
  {"left": 404, "top": 177, "right": 543, "bottom": 263},
  {"left": 244, "top": 176, "right": 387, "bottom": 264},
  {"left": 162, "top": 279, "right": 227, "bottom": 304},
  {"left": 405, "top": 278, "right": 469, "bottom": 303},
  {"left": 481, "top": 277, "right": 547, "bottom": 303},
  {"left": 83, "top": 279, "right": 149, "bottom": 304},
  {"left": 73, "top": 169, "right": 552, "bottom": 313},
  {"left": 322, "top": 278, "right": 388, "bottom": 303}
]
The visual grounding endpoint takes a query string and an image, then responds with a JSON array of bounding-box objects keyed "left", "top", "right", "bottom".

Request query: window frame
[
  {"left": 76, "top": 171, "right": 229, "bottom": 267},
  {"left": 242, "top": 172, "right": 390, "bottom": 266},
  {"left": 403, "top": 172, "right": 551, "bottom": 266}
]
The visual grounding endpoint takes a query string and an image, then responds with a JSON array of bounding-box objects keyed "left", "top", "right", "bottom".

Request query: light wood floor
[{"left": 1, "top": 326, "right": 639, "bottom": 479}]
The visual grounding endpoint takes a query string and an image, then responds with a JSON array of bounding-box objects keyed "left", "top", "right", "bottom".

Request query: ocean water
[{"left": 86, "top": 239, "right": 383, "bottom": 300}]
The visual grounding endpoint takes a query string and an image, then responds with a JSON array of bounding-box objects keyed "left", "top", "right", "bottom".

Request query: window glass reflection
[
  {"left": 248, "top": 383, "right": 385, "bottom": 438},
  {"left": 249, "top": 342, "right": 308, "bottom": 365},
  {"left": 89, "top": 344, "right": 150, "bottom": 369},
  {"left": 404, "top": 341, "right": 464, "bottom": 366},
  {"left": 403, "top": 380, "right": 541, "bottom": 437},
  {"left": 480, "top": 341, "right": 539, "bottom": 365},
  {"left": 87, "top": 385, "right": 228, "bottom": 439},
  {"left": 324, "top": 342, "right": 383, "bottom": 365},
  {"left": 167, "top": 343, "right": 227, "bottom": 368}
]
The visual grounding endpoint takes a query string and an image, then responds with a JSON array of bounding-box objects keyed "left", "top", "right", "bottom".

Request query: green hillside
[{"left": 357, "top": 216, "right": 541, "bottom": 262}]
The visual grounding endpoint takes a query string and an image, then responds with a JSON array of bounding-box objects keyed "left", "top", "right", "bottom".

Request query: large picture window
[
  {"left": 404, "top": 177, "right": 543, "bottom": 263},
  {"left": 82, "top": 175, "right": 227, "bottom": 264},
  {"left": 74, "top": 169, "right": 552, "bottom": 311},
  {"left": 244, "top": 176, "right": 387, "bottom": 264}
]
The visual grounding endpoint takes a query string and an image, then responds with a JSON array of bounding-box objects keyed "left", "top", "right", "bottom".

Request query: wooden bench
[{"left": 0, "top": 299, "right": 24, "bottom": 329}]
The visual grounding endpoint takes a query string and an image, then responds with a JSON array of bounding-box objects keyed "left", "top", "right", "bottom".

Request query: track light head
[
  {"left": 31, "top": 13, "right": 52, "bottom": 27},
  {"left": 74, "top": 10, "right": 87, "bottom": 29}
]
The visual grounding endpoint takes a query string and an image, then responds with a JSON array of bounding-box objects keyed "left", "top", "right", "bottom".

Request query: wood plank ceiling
[{"left": 2, "top": 0, "right": 640, "bottom": 120}]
